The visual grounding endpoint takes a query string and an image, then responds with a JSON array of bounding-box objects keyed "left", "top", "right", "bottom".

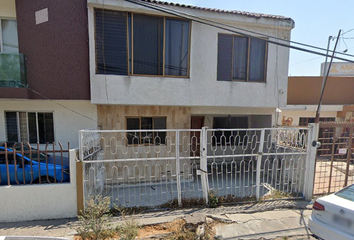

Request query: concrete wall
[
  {"left": 338, "top": 105, "right": 354, "bottom": 119},
  {"left": 0, "top": 100, "right": 98, "bottom": 148},
  {"left": 97, "top": 105, "right": 191, "bottom": 130},
  {"left": 192, "top": 106, "right": 276, "bottom": 127},
  {"left": 14, "top": 0, "right": 90, "bottom": 100},
  {"left": 288, "top": 76, "right": 354, "bottom": 105},
  {"left": 88, "top": 0, "right": 293, "bottom": 108},
  {"left": 0, "top": 149, "right": 77, "bottom": 222},
  {"left": 278, "top": 105, "right": 343, "bottom": 126}
]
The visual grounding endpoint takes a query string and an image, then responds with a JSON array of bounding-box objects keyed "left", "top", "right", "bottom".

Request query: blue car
[{"left": 0, "top": 145, "right": 70, "bottom": 185}]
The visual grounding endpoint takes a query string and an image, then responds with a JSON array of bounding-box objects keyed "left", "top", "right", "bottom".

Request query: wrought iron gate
[
  {"left": 314, "top": 122, "right": 354, "bottom": 195},
  {"left": 79, "top": 126, "right": 314, "bottom": 209}
]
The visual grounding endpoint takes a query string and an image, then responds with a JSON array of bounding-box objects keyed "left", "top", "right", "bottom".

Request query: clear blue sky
[{"left": 168, "top": 0, "right": 354, "bottom": 76}]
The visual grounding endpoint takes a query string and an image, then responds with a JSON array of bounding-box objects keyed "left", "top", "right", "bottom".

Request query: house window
[
  {"left": 5, "top": 111, "right": 54, "bottom": 144},
  {"left": 0, "top": 19, "right": 19, "bottom": 53},
  {"left": 217, "top": 34, "right": 267, "bottom": 82},
  {"left": 126, "top": 117, "right": 166, "bottom": 145},
  {"left": 95, "top": 9, "right": 190, "bottom": 77},
  {"left": 212, "top": 116, "right": 248, "bottom": 145}
]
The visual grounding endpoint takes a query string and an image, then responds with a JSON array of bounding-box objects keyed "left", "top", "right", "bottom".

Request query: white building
[{"left": 87, "top": 0, "right": 295, "bottom": 133}]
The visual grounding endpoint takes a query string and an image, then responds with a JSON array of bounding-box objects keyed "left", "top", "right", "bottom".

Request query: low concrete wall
[{"left": 0, "top": 149, "right": 78, "bottom": 223}]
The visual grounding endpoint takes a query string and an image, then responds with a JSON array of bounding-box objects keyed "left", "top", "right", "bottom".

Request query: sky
[{"left": 168, "top": 0, "right": 354, "bottom": 76}]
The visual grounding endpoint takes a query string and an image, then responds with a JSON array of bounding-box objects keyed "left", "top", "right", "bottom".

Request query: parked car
[
  {"left": 308, "top": 184, "right": 354, "bottom": 240},
  {"left": 0, "top": 145, "right": 70, "bottom": 185}
]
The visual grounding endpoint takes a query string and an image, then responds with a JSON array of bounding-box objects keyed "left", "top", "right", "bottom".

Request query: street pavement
[{"left": 0, "top": 199, "right": 316, "bottom": 240}]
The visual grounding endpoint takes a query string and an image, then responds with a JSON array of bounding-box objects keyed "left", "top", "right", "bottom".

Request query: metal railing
[
  {"left": 314, "top": 122, "right": 354, "bottom": 195},
  {"left": 0, "top": 142, "right": 70, "bottom": 185},
  {"left": 80, "top": 126, "right": 313, "bottom": 209}
]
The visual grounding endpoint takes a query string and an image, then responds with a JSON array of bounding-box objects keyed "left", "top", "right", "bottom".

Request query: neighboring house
[
  {"left": 279, "top": 76, "right": 354, "bottom": 127},
  {"left": 87, "top": 0, "right": 295, "bottom": 134},
  {"left": 0, "top": 0, "right": 97, "bottom": 148}
]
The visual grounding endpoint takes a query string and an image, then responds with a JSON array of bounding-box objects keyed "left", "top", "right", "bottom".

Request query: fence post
[
  {"left": 175, "top": 130, "right": 182, "bottom": 207},
  {"left": 200, "top": 127, "right": 209, "bottom": 205},
  {"left": 79, "top": 130, "right": 84, "bottom": 161},
  {"left": 303, "top": 123, "right": 319, "bottom": 200},
  {"left": 256, "top": 129, "right": 265, "bottom": 200}
]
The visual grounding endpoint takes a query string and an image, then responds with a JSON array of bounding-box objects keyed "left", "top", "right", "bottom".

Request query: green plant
[
  {"left": 74, "top": 195, "right": 114, "bottom": 240},
  {"left": 114, "top": 207, "right": 140, "bottom": 240},
  {"left": 208, "top": 192, "right": 219, "bottom": 208}
]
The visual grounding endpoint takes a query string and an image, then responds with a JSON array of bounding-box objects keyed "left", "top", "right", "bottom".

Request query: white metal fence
[{"left": 79, "top": 126, "right": 315, "bottom": 209}]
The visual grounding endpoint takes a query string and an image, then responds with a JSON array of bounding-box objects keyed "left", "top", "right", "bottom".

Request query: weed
[
  {"left": 208, "top": 192, "right": 219, "bottom": 208},
  {"left": 74, "top": 195, "right": 114, "bottom": 240},
  {"left": 114, "top": 207, "right": 140, "bottom": 240},
  {"left": 262, "top": 190, "right": 298, "bottom": 200}
]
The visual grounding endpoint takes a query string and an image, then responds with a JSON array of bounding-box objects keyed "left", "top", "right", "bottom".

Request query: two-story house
[
  {"left": 87, "top": 0, "right": 294, "bottom": 137},
  {"left": 0, "top": 0, "right": 97, "bottom": 148},
  {"left": 0, "top": 0, "right": 295, "bottom": 149}
]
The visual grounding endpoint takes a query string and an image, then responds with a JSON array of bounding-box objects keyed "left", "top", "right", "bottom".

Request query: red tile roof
[{"left": 140, "top": 0, "right": 292, "bottom": 20}]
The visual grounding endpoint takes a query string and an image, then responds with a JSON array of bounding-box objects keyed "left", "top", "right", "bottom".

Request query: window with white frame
[
  {"left": 5, "top": 111, "right": 54, "bottom": 143},
  {"left": 0, "top": 19, "right": 19, "bottom": 53}
]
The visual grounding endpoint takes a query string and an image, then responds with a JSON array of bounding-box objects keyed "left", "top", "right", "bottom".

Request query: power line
[
  {"left": 124, "top": 0, "right": 354, "bottom": 61},
  {"left": 342, "top": 28, "right": 354, "bottom": 35},
  {"left": 17, "top": 83, "right": 101, "bottom": 125},
  {"left": 290, "top": 56, "right": 322, "bottom": 66}
]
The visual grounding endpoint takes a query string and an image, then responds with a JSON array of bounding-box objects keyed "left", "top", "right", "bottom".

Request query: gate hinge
[{"left": 257, "top": 152, "right": 263, "bottom": 155}]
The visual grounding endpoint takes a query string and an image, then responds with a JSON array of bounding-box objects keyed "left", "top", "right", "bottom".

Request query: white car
[{"left": 309, "top": 184, "right": 354, "bottom": 240}]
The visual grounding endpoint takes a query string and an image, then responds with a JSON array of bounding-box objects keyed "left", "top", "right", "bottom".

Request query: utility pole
[{"left": 315, "top": 30, "right": 341, "bottom": 123}]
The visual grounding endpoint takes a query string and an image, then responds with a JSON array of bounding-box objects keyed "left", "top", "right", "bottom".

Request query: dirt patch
[
  {"left": 137, "top": 217, "right": 218, "bottom": 239},
  {"left": 74, "top": 216, "right": 220, "bottom": 239}
]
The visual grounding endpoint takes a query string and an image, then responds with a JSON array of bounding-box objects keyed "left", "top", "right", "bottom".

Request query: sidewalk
[{"left": 0, "top": 199, "right": 315, "bottom": 240}]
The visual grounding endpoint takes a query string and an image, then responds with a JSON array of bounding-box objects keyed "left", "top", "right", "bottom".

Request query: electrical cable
[
  {"left": 17, "top": 83, "right": 101, "bottom": 125},
  {"left": 125, "top": 0, "right": 354, "bottom": 61}
]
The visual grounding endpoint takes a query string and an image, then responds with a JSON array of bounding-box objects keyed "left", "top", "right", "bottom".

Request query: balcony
[{"left": 0, "top": 52, "right": 26, "bottom": 88}]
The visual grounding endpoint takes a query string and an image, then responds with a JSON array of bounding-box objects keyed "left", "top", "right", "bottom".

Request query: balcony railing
[{"left": 0, "top": 52, "right": 27, "bottom": 88}]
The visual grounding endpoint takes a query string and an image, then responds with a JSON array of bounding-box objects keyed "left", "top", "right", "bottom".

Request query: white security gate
[{"left": 79, "top": 126, "right": 316, "bottom": 208}]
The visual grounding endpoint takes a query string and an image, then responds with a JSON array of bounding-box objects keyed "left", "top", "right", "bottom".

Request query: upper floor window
[
  {"left": 0, "top": 19, "right": 18, "bottom": 53},
  {"left": 95, "top": 9, "right": 190, "bottom": 77},
  {"left": 5, "top": 111, "right": 54, "bottom": 144},
  {"left": 217, "top": 34, "right": 267, "bottom": 82}
]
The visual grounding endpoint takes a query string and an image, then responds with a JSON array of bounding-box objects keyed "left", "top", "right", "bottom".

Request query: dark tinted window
[
  {"left": 335, "top": 184, "right": 354, "bottom": 202},
  {"left": 95, "top": 10, "right": 190, "bottom": 77},
  {"left": 165, "top": 19, "right": 190, "bottom": 76},
  {"left": 95, "top": 9, "right": 127, "bottom": 75},
  {"left": 232, "top": 36, "right": 248, "bottom": 80},
  {"left": 217, "top": 34, "right": 267, "bottom": 82},
  {"left": 37, "top": 113, "right": 54, "bottom": 144},
  {"left": 213, "top": 117, "right": 248, "bottom": 145},
  {"left": 0, "top": 152, "right": 16, "bottom": 164},
  {"left": 28, "top": 112, "right": 37, "bottom": 143},
  {"left": 127, "top": 117, "right": 166, "bottom": 145},
  {"left": 249, "top": 38, "right": 266, "bottom": 81},
  {"left": 5, "top": 112, "right": 18, "bottom": 142},
  {"left": 133, "top": 15, "right": 164, "bottom": 75},
  {"left": 127, "top": 118, "right": 140, "bottom": 145},
  {"left": 217, "top": 34, "right": 233, "bottom": 81}
]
